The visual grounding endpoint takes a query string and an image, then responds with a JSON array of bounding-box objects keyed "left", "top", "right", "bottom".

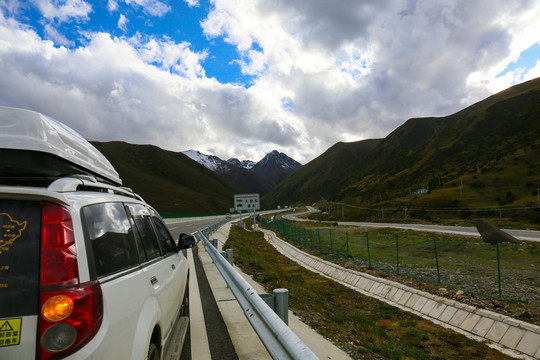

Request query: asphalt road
[
  {"left": 165, "top": 215, "right": 237, "bottom": 360},
  {"left": 166, "top": 215, "right": 228, "bottom": 239},
  {"left": 289, "top": 207, "right": 540, "bottom": 242},
  {"left": 337, "top": 221, "right": 540, "bottom": 242}
]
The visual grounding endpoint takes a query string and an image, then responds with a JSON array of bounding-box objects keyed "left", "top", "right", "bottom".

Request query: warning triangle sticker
[{"left": 0, "top": 321, "right": 14, "bottom": 332}]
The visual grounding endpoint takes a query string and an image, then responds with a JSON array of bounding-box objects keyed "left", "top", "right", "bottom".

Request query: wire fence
[{"left": 260, "top": 218, "right": 540, "bottom": 307}]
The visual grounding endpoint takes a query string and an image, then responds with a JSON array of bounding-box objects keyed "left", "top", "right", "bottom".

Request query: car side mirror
[{"left": 178, "top": 233, "right": 196, "bottom": 250}]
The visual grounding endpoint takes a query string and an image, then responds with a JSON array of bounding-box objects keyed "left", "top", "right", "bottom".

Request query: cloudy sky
[{"left": 0, "top": 0, "right": 539, "bottom": 164}]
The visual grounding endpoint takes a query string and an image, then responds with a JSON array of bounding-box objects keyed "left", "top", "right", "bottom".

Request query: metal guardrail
[{"left": 198, "top": 223, "right": 318, "bottom": 360}]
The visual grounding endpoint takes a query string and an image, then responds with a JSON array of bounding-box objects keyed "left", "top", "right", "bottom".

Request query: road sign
[{"left": 234, "top": 193, "right": 260, "bottom": 211}]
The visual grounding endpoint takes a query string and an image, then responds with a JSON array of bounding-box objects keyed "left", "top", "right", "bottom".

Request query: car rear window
[
  {"left": 82, "top": 203, "right": 139, "bottom": 277},
  {"left": 0, "top": 200, "right": 41, "bottom": 317}
]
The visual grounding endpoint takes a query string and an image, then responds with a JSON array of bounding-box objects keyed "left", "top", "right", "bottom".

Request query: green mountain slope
[
  {"left": 343, "top": 77, "right": 540, "bottom": 207},
  {"left": 92, "top": 141, "right": 241, "bottom": 215},
  {"left": 216, "top": 164, "right": 274, "bottom": 195},
  {"left": 263, "top": 139, "right": 382, "bottom": 205},
  {"left": 265, "top": 77, "right": 540, "bottom": 213}
]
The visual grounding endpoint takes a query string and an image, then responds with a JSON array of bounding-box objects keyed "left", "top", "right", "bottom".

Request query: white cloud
[
  {"left": 201, "top": 0, "right": 540, "bottom": 160},
  {"left": 0, "top": 0, "right": 23, "bottom": 15},
  {"left": 184, "top": 0, "right": 199, "bottom": 7},
  {"left": 523, "top": 60, "right": 540, "bottom": 81},
  {"left": 32, "top": 0, "right": 92, "bottom": 22},
  {"left": 0, "top": 15, "right": 270, "bottom": 161},
  {"left": 128, "top": 35, "right": 208, "bottom": 78},
  {"left": 118, "top": 13, "right": 128, "bottom": 32},
  {"left": 123, "top": 0, "right": 170, "bottom": 17},
  {"left": 0, "top": 0, "right": 539, "bottom": 164},
  {"left": 44, "top": 23, "right": 74, "bottom": 46},
  {"left": 107, "top": 0, "right": 118, "bottom": 12}
]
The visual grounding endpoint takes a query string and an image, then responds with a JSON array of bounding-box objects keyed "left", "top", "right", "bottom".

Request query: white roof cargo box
[{"left": 0, "top": 106, "right": 122, "bottom": 185}]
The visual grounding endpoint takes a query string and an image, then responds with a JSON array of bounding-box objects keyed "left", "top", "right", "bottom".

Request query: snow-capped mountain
[
  {"left": 182, "top": 150, "right": 229, "bottom": 171},
  {"left": 182, "top": 149, "right": 302, "bottom": 190},
  {"left": 227, "top": 158, "right": 256, "bottom": 170},
  {"left": 250, "top": 150, "right": 302, "bottom": 185}
]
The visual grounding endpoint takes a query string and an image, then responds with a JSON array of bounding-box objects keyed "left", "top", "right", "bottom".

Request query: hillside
[
  {"left": 265, "top": 77, "right": 540, "bottom": 222},
  {"left": 343, "top": 77, "right": 540, "bottom": 207},
  {"left": 262, "top": 139, "right": 382, "bottom": 205},
  {"left": 92, "top": 141, "right": 242, "bottom": 215},
  {"left": 215, "top": 164, "right": 274, "bottom": 195}
]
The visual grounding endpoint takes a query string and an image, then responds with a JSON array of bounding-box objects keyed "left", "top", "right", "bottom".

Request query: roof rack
[
  {"left": 48, "top": 176, "right": 144, "bottom": 201},
  {"left": 0, "top": 106, "right": 122, "bottom": 185}
]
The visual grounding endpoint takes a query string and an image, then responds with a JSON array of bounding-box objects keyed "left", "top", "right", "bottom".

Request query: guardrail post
[
  {"left": 220, "top": 250, "right": 233, "bottom": 266},
  {"left": 211, "top": 239, "right": 218, "bottom": 248},
  {"left": 258, "top": 289, "right": 288, "bottom": 325},
  {"left": 259, "top": 293, "right": 274, "bottom": 310},
  {"left": 274, "top": 289, "right": 289, "bottom": 325},
  {"left": 226, "top": 248, "right": 234, "bottom": 266}
]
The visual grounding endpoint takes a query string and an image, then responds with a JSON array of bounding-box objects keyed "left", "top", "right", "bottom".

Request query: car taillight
[
  {"left": 39, "top": 203, "right": 103, "bottom": 360},
  {"left": 41, "top": 204, "right": 78, "bottom": 286}
]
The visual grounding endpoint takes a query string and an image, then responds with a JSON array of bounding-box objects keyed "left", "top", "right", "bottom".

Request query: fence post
[
  {"left": 318, "top": 228, "right": 321, "bottom": 252},
  {"left": 330, "top": 228, "right": 333, "bottom": 253},
  {"left": 347, "top": 231, "right": 356, "bottom": 261},
  {"left": 396, "top": 234, "right": 400, "bottom": 275},
  {"left": 496, "top": 236, "right": 502, "bottom": 299},
  {"left": 366, "top": 232, "right": 372, "bottom": 268},
  {"left": 346, "top": 231, "right": 349, "bottom": 258},
  {"left": 434, "top": 237, "right": 441, "bottom": 284}
]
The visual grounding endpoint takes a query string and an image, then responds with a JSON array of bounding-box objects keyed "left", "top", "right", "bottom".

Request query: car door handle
[{"left": 150, "top": 276, "right": 158, "bottom": 286}]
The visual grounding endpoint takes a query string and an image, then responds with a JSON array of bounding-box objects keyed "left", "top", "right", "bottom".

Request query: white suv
[{"left": 0, "top": 107, "right": 192, "bottom": 359}]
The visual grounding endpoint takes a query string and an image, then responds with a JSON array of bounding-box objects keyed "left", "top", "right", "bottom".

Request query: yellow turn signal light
[{"left": 42, "top": 295, "right": 74, "bottom": 321}]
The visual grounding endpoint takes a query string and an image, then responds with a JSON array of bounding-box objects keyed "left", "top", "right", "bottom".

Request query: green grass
[
  {"left": 261, "top": 219, "right": 540, "bottom": 306},
  {"left": 225, "top": 225, "right": 514, "bottom": 360}
]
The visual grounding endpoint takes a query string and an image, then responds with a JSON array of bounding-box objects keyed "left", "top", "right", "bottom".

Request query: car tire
[{"left": 148, "top": 342, "right": 159, "bottom": 360}]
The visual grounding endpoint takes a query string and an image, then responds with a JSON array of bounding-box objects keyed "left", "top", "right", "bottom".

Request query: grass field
[
  {"left": 224, "top": 225, "right": 515, "bottom": 359},
  {"left": 261, "top": 218, "right": 540, "bottom": 308}
]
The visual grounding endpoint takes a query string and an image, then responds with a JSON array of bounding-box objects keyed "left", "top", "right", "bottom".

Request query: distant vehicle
[
  {"left": 0, "top": 106, "right": 192, "bottom": 360},
  {"left": 225, "top": 213, "right": 231, "bottom": 219}
]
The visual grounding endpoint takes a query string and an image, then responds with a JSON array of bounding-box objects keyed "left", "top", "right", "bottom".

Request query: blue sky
[
  {"left": 0, "top": 0, "right": 539, "bottom": 163},
  {"left": 14, "top": 0, "right": 252, "bottom": 84}
]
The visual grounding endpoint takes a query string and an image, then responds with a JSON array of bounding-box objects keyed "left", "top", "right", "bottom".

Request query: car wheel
[{"left": 148, "top": 342, "right": 159, "bottom": 360}]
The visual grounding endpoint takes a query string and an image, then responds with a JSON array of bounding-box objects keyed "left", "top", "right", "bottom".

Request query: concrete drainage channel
[{"left": 260, "top": 228, "right": 540, "bottom": 360}]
